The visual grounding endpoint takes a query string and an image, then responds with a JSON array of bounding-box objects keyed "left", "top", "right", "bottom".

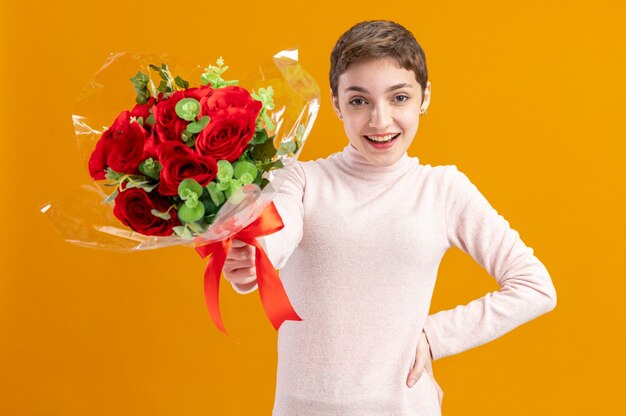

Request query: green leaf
[
  {"left": 200, "top": 57, "right": 239, "bottom": 88},
  {"left": 178, "top": 202, "right": 205, "bottom": 223},
  {"left": 139, "top": 158, "right": 162, "bottom": 180},
  {"left": 216, "top": 160, "right": 234, "bottom": 182},
  {"left": 185, "top": 115, "right": 210, "bottom": 134},
  {"left": 174, "top": 76, "right": 189, "bottom": 89},
  {"left": 295, "top": 124, "right": 305, "bottom": 140},
  {"left": 207, "top": 182, "right": 225, "bottom": 206},
  {"left": 186, "top": 124, "right": 202, "bottom": 134},
  {"left": 178, "top": 178, "right": 203, "bottom": 199},
  {"left": 183, "top": 137, "right": 195, "bottom": 148},
  {"left": 181, "top": 130, "right": 195, "bottom": 146},
  {"left": 250, "top": 136, "right": 278, "bottom": 160},
  {"left": 266, "top": 159, "right": 284, "bottom": 170},
  {"left": 187, "top": 221, "right": 206, "bottom": 234},
  {"left": 250, "top": 129, "right": 269, "bottom": 145},
  {"left": 142, "top": 182, "right": 160, "bottom": 192},
  {"left": 239, "top": 172, "right": 253, "bottom": 185},
  {"left": 224, "top": 178, "right": 242, "bottom": 199},
  {"left": 175, "top": 98, "right": 201, "bottom": 121},
  {"left": 202, "top": 192, "right": 219, "bottom": 215},
  {"left": 130, "top": 71, "right": 151, "bottom": 104},
  {"left": 233, "top": 160, "right": 257, "bottom": 182},
  {"left": 125, "top": 180, "right": 149, "bottom": 189},
  {"left": 262, "top": 112, "right": 275, "bottom": 131},
  {"left": 255, "top": 159, "right": 283, "bottom": 175},
  {"left": 184, "top": 197, "right": 199, "bottom": 209},
  {"left": 156, "top": 80, "right": 166, "bottom": 93},
  {"left": 105, "top": 168, "right": 123, "bottom": 181},
  {"left": 277, "top": 139, "right": 297, "bottom": 156},
  {"left": 173, "top": 225, "right": 193, "bottom": 240},
  {"left": 225, "top": 179, "right": 244, "bottom": 204},
  {"left": 251, "top": 86, "right": 276, "bottom": 131},
  {"left": 251, "top": 86, "right": 275, "bottom": 111},
  {"left": 216, "top": 180, "right": 230, "bottom": 191},
  {"left": 102, "top": 188, "right": 119, "bottom": 205},
  {"left": 151, "top": 209, "right": 171, "bottom": 220}
]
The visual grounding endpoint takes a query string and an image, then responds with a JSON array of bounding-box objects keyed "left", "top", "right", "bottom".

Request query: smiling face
[{"left": 331, "top": 56, "right": 431, "bottom": 167}]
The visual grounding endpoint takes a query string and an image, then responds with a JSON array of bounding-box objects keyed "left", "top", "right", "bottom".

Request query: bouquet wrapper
[{"left": 42, "top": 49, "right": 319, "bottom": 336}]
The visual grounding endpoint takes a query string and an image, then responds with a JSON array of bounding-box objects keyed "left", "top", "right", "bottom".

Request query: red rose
[
  {"left": 186, "top": 85, "right": 214, "bottom": 100},
  {"left": 130, "top": 96, "right": 155, "bottom": 120},
  {"left": 195, "top": 107, "right": 259, "bottom": 162},
  {"left": 89, "top": 137, "right": 113, "bottom": 180},
  {"left": 88, "top": 110, "right": 150, "bottom": 179},
  {"left": 142, "top": 133, "right": 159, "bottom": 161},
  {"left": 152, "top": 90, "right": 190, "bottom": 144},
  {"left": 199, "top": 86, "right": 262, "bottom": 116},
  {"left": 130, "top": 96, "right": 156, "bottom": 135},
  {"left": 151, "top": 87, "right": 214, "bottom": 144},
  {"left": 157, "top": 141, "right": 218, "bottom": 196},
  {"left": 113, "top": 187, "right": 180, "bottom": 236}
]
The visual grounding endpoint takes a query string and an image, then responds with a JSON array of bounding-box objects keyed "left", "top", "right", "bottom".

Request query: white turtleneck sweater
[{"left": 233, "top": 143, "right": 557, "bottom": 416}]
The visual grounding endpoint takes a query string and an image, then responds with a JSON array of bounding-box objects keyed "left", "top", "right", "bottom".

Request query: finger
[
  {"left": 424, "top": 356, "right": 434, "bottom": 374},
  {"left": 223, "top": 261, "right": 255, "bottom": 275},
  {"left": 407, "top": 358, "right": 425, "bottom": 388},
  {"left": 231, "top": 239, "right": 249, "bottom": 248},
  {"left": 232, "top": 273, "right": 257, "bottom": 285},
  {"left": 223, "top": 267, "right": 257, "bottom": 284},
  {"left": 224, "top": 257, "right": 255, "bottom": 270},
  {"left": 227, "top": 245, "right": 255, "bottom": 261}
]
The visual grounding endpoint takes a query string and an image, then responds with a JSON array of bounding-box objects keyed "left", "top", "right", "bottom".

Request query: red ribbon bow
[{"left": 195, "top": 201, "right": 302, "bottom": 336}]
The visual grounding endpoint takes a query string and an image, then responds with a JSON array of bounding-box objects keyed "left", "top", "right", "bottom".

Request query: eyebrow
[{"left": 343, "top": 83, "right": 413, "bottom": 94}]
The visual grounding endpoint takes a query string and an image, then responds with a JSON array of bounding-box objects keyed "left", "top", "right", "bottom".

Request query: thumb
[{"left": 407, "top": 356, "right": 425, "bottom": 388}]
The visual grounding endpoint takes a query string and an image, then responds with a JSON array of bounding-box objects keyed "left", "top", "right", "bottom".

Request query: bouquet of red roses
[
  {"left": 44, "top": 50, "right": 319, "bottom": 337},
  {"left": 90, "top": 58, "right": 285, "bottom": 239}
]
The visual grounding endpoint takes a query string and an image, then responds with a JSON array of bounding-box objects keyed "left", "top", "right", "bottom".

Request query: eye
[
  {"left": 349, "top": 97, "right": 366, "bottom": 106},
  {"left": 394, "top": 95, "right": 409, "bottom": 103}
]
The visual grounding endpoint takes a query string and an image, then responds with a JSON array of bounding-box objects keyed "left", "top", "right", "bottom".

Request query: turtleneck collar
[{"left": 336, "top": 143, "right": 417, "bottom": 181}]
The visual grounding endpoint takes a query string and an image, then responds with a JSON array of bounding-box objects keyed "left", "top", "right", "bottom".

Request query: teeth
[{"left": 365, "top": 133, "right": 399, "bottom": 142}]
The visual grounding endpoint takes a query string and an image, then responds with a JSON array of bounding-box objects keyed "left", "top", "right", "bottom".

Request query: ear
[
  {"left": 330, "top": 88, "right": 341, "bottom": 117},
  {"left": 420, "top": 81, "right": 432, "bottom": 113}
]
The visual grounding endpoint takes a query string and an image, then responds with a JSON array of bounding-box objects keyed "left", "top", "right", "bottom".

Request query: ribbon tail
[
  {"left": 201, "top": 241, "right": 231, "bottom": 336},
  {"left": 250, "top": 240, "right": 303, "bottom": 330}
]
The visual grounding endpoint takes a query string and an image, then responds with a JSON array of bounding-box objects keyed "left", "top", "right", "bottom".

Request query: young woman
[{"left": 224, "top": 20, "right": 557, "bottom": 416}]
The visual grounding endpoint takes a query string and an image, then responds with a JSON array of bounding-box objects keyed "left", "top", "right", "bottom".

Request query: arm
[
  {"left": 422, "top": 166, "right": 557, "bottom": 360},
  {"left": 230, "top": 161, "right": 305, "bottom": 294}
]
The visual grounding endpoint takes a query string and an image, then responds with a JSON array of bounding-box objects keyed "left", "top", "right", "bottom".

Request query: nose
[{"left": 369, "top": 102, "right": 393, "bottom": 129}]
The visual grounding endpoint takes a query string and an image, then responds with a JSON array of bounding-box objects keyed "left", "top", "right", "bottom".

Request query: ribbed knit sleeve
[
  {"left": 230, "top": 161, "right": 306, "bottom": 295},
  {"left": 422, "top": 165, "right": 557, "bottom": 361}
]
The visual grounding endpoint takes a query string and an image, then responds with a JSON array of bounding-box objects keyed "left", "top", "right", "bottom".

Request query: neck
[{"left": 337, "top": 142, "right": 416, "bottom": 181}]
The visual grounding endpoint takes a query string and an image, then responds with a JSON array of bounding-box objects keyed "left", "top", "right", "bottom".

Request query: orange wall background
[{"left": 1, "top": 0, "right": 625, "bottom": 414}]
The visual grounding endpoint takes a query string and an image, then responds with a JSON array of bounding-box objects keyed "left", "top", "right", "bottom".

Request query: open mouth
[{"left": 364, "top": 133, "right": 401, "bottom": 143}]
